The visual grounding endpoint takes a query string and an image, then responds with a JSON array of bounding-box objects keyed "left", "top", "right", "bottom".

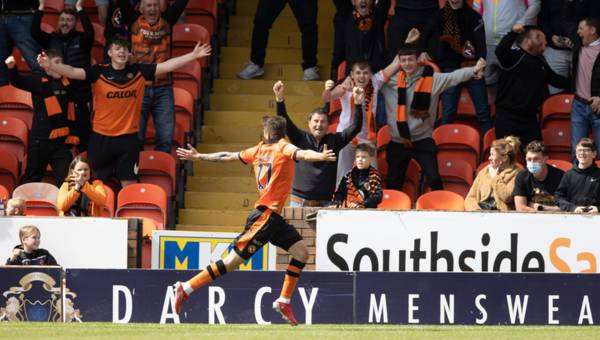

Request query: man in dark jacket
[
  {"left": 571, "top": 17, "right": 600, "bottom": 158},
  {"left": 119, "top": 0, "right": 188, "bottom": 153},
  {"left": 274, "top": 80, "right": 363, "bottom": 207},
  {"left": 32, "top": 0, "right": 94, "bottom": 151},
  {"left": 494, "top": 24, "right": 570, "bottom": 146},
  {"left": 555, "top": 138, "right": 600, "bottom": 213},
  {"left": 422, "top": 0, "right": 491, "bottom": 133},
  {"left": 0, "top": 0, "right": 42, "bottom": 86}
]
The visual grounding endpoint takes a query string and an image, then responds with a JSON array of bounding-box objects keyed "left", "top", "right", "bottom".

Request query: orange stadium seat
[
  {"left": 482, "top": 127, "right": 495, "bottom": 163},
  {"left": 377, "top": 125, "right": 391, "bottom": 150},
  {"left": 437, "top": 88, "right": 479, "bottom": 130},
  {"left": 377, "top": 149, "right": 388, "bottom": 183},
  {"left": 172, "top": 23, "right": 211, "bottom": 68},
  {"left": 100, "top": 184, "right": 115, "bottom": 217},
  {"left": 40, "top": 0, "right": 64, "bottom": 26},
  {"left": 434, "top": 156, "right": 474, "bottom": 198},
  {"left": 547, "top": 159, "right": 573, "bottom": 172},
  {"left": 138, "top": 151, "right": 177, "bottom": 198},
  {"left": 542, "top": 127, "right": 572, "bottom": 161},
  {"left": 0, "top": 117, "right": 28, "bottom": 163},
  {"left": 433, "top": 124, "right": 481, "bottom": 170},
  {"left": 0, "top": 184, "right": 9, "bottom": 200},
  {"left": 416, "top": 190, "right": 465, "bottom": 211},
  {"left": 403, "top": 159, "right": 422, "bottom": 203},
  {"left": 91, "top": 22, "right": 106, "bottom": 64},
  {"left": 184, "top": 0, "right": 218, "bottom": 37},
  {"left": 40, "top": 22, "right": 55, "bottom": 34},
  {"left": 0, "top": 149, "right": 20, "bottom": 194},
  {"left": 0, "top": 85, "right": 34, "bottom": 128},
  {"left": 173, "top": 86, "right": 195, "bottom": 133},
  {"left": 378, "top": 189, "right": 412, "bottom": 209},
  {"left": 12, "top": 182, "right": 60, "bottom": 216},
  {"left": 116, "top": 183, "right": 168, "bottom": 228},
  {"left": 541, "top": 93, "right": 573, "bottom": 129},
  {"left": 173, "top": 60, "right": 202, "bottom": 102}
]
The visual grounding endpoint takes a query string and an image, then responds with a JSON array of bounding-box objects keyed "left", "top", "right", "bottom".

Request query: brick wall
[{"left": 279, "top": 207, "right": 319, "bottom": 271}]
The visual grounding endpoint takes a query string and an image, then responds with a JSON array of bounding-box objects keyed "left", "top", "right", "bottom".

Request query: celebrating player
[{"left": 173, "top": 115, "right": 336, "bottom": 325}]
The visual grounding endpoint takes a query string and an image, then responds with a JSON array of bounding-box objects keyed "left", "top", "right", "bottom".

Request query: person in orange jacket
[{"left": 57, "top": 155, "right": 107, "bottom": 217}]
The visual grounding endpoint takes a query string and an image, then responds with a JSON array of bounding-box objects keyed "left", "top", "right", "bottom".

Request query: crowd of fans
[{"left": 1, "top": 0, "right": 600, "bottom": 230}]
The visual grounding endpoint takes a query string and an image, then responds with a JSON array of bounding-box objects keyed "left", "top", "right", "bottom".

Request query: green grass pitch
[{"left": 2, "top": 323, "right": 600, "bottom": 339}]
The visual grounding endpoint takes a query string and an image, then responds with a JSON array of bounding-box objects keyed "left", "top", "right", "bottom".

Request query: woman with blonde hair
[
  {"left": 465, "top": 136, "right": 521, "bottom": 211},
  {"left": 56, "top": 155, "right": 107, "bottom": 217}
]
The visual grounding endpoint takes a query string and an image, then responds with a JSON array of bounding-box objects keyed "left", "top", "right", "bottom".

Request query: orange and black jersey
[
  {"left": 239, "top": 139, "right": 299, "bottom": 214},
  {"left": 332, "top": 166, "right": 383, "bottom": 208},
  {"left": 84, "top": 63, "right": 156, "bottom": 136}
]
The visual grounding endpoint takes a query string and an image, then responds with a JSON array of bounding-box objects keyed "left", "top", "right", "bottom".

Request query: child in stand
[
  {"left": 330, "top": 143, "right": 383, "bottom": 208},
  {"left": 5, "top": 225, "right": 58, "bottom": 266},
  {"left": 5, "top": 198, "right": 26, "bottom": 216}
]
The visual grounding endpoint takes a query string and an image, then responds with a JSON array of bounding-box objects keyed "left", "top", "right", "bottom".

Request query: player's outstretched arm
[
  {"left": 295, "top": 144, "right": 337, "bottom": 163},
  {"left": 156, "top": 43, "right": 211, "bottom": 76},
  {"left": 37, "top": 52, "right": 86, "bottom": 80},
  {"left": 176, "top": 144, "right": 238, "bottom": 162}
]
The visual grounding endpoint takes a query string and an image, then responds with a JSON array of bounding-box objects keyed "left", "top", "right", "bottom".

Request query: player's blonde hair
[{"left": 19, "top": 225, "right": 40, "bottom": 244}]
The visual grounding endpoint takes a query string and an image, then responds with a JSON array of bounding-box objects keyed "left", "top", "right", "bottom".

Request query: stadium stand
[
  {"left": 0, "top": 116, "right": 28, "bottom": 164},
  {"left": 12, "top": 182, "right": 60, "bottom": 216},
  {"left": 542, "top": 127, "right": 572, "bottom": 162},
  {"left": 547, "top": 159, "right": 573, "bottom": 172},
  {"left": 0, "top": 85, "right": 34, "bottom": 129},
  {"left": 0, "top": 149, "right": 20, "bottom": 194},
  {"left": 378, "top": 189, "right": 412, "bottom": 209},
  {"left": 416, "top": 190, "right": 465, "bottom": 211},
  {"left": 541, "top": 94, "right": 573, "bottom": 130},
  {"left": 433, "top": 155, "right": 474, "bottom": 198},
  {"left": 116, "top": 183, "right": 168, "bottom": 229},
  {"left": 432, "top": 124, "right": 481, "bottom": 171}
]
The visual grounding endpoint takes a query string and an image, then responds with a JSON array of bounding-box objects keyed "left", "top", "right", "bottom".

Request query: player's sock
[
  {"left": 278, "top": 258, "right": 305, "bottom": 303},
  {"left": 187, "top": 260, "right": 228, "bottom": 292}
]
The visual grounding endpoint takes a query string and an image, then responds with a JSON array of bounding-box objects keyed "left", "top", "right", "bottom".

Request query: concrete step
[
  {"left": 210, "top": 93, "right": 324, "bottom": 112},
  {"left": 193, "top": 161, "right": 254, "bottom": 177},
  {"left": 185, "top": 191, "right": 259, "bottom": 210},
  {"left": 235, "top": 1, "right": 336, "bottom": 17},
  {"left": 204, "top": 110, "right": 308, "bottom": 126},
  {"left": 227, "top": 29, "right": 333, "bottom": 49},
  {"left": 178, "top": 209, "right": 251, "bottom": 225},
  {"left": 176, "top": 225, "right": 245, "bottom": 232},
  {"left": 220, "top": 46, "right": 332, "bottom": 65},
  {"left": 229, "top": 16, "right": 334, "bottom": 33},
  {"left": 196, "top": 143, "right": 254, "bottom": 153},
  {"left": 219, "top": 63, "right": 331, "bottom": 81},
  {"left": 186, "top": 176, "right": 257, "bottom": 193},
  {"left": 202, "top": 125, "right": 263, "bottom": 143},
  {"left": 213, "top": 79, "right": 325, "bottom": 96}
]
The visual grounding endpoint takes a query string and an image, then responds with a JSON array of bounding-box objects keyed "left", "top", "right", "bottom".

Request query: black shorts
[
  {"left": 233, "top": 206, "right": 303, "bottom": 260},
  {"left": 88, "top": 132, "right": 140, "bottom": 182}
]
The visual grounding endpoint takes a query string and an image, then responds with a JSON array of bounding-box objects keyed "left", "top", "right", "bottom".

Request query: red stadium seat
[
  {"left": 0, "top": 117, "right": 28, "bottom": 163},
  {"left": 101, "top": 184, "right": 115, "bottom": 217},
  {"left": 378, "top": 189, "right": 412, "bottom": 209},
  {"left": 12, "top": 182, "right": 60, "bottom": 216},
  {"left": 138, "top": 151, "right": 177, "bottom": 198},
  {"left": 0, "top": 85, "right": 34, "bottom": 128},
  {"left": 172, "top": 23, "right": 211, "bottom": 68},
  {"left": 116, "top": 183, "right": 168, "bottom": 228},
  {"left": 433, "top": 155, "right": 474, "bottom": 198},
  {"left": 416, "top": 190, "right": 465, "bottom": 211},
  {"left": 547, "top": 159, "right": 573, "bottom": 172},
  {"left": 82, "top": 0, "right": 100, "bottom": 24},
  {"left": 0, "top": 149, "right": 20, "bottom": 193},
  {"left": 174, "top": 86, "right": 195, "bottom": 133},
  {"left": 91, "top": 22, "right": 106, "bottom": 64},
  {"left": 403, "top": 159, "right": 422, "bottom": 203},
  {"left": 40, "top": 0, "right": 64, "bottom": 26},
  {"left": 377, "top": 125, "right": 391, "bottom": 150},
  {"left": 0, "top": 184, "right": 9, "bottom": 200},
  {"left": 482, "top": 127, "right": 495, "bottom": 163},
  {"left": 173, "top": 60, "right": 202, "bottom": 101},
  {"left": 337, "top": 61, "right": 347, "bottom": 81},
  {"left": 433, "top": 124, "right": 481, "bottom": 170},
  {"left": 41, "top": 22, "right": 55, "bottom": 34},
  {"left": 184, "top": 0, "right": 218, "bottom": 37},
  {"left": 541, "top": 94, "right": 573, "bottom": 129},
  {"left": 542, "top": 127, "right": 572, "bottom": 161}
]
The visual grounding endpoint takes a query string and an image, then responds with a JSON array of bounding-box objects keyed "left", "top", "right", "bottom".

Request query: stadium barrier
[{"left": 2, "top": 267, "right": 600, "bottom": 325}]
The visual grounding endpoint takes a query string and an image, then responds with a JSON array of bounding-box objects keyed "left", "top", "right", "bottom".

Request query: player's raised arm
[
  {"left": 37, "top": 51, "right": 86, "bottom": 80},
  {"left": 176, "top": 144, "right": 239, "bottom": 162},
  {"left": 295, "top": 144, "right": 337, "bottom": 162}
]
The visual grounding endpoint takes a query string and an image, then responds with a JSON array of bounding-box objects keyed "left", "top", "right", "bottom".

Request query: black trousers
[
  {"left": 251, "top": 0, "right": 318, "bottom": 69},
  {"left": 494, "top": 109, "right": 541, "bottom": 148},
  {"left": 74, "top": 101, "right": 92, "bottom": 152},
  {"left": 386, "top": 138, "right": 443, "bottom": 191},
  {"left": 21, "top": 138, "right": 72, "bottom": 186},
  {"left": 387, "top": 7, "right": 434, "bottom": 58},
  {"left": 330, "top": 0, "right": 351, "bottom": 79}
]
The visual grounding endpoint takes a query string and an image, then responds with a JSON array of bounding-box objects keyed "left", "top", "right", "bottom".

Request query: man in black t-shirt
[{"left": 513, "top": 140, "right": 564, "bottom": 212}]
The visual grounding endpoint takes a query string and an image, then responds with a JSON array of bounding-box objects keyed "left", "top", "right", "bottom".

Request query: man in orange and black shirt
[
  {"left": 172, "top": 116, "right": 336, "bottom": 326},
  {"left": 37, "top": 35, "right": 211, "bottom": 187}
]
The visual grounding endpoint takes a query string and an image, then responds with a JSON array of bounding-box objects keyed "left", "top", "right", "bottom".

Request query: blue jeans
[
  {"left": 571, "top": 99, "right": 600, "bottom": 162},
  {"left": 440, "top": 75, "right": 492, "bottom": 134},
  {"left": 138, "top": 84, "right": 175, "bottom": 153},
  {"left": 0, "top": 14, "right": 42, "bottom": 86}
]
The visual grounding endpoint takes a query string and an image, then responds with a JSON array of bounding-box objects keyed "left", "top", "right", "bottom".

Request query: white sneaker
[
  {"left": 303, "top": 66, "right": 320, "bottom": 81},
  {"left": 238, "top": 61, "right": 264, "bottom": 79}
]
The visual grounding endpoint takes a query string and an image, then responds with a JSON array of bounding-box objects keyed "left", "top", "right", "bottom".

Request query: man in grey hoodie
[{"left": 379, "top": 45, "right": 486, "bottom": 191}]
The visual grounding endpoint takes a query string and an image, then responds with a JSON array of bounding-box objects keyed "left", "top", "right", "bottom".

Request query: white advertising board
[
  {"left": 316, "top": 210, "right": 600, "bottom": 273},
  {"left": 0, "top": 216, "right": 129, "bottom": 268}
]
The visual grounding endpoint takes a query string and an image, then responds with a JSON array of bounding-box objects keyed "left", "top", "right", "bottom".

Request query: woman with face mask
[
  {"left": 465, "top": 136, "right": 521, "bottom": 211},
  {"left": 512, "top": 140, "right": 564, "bottom": 212}
]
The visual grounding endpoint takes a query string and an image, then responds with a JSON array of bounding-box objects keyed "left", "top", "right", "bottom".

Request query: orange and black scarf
[
  {"left": 353, "top": 10, "right": 373, "bottom": 32},
  {"left": 350, "top": 82, "right": 377, "bottom": 143},
  {"left": 41, "top": 77, "right": 79, "bottom": 144},
  {"left": 396, "top": 61, "right": 440, "bottom": 139},
  {"left": 341, "top": 166, "right": 381, "bottom": 208}
]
